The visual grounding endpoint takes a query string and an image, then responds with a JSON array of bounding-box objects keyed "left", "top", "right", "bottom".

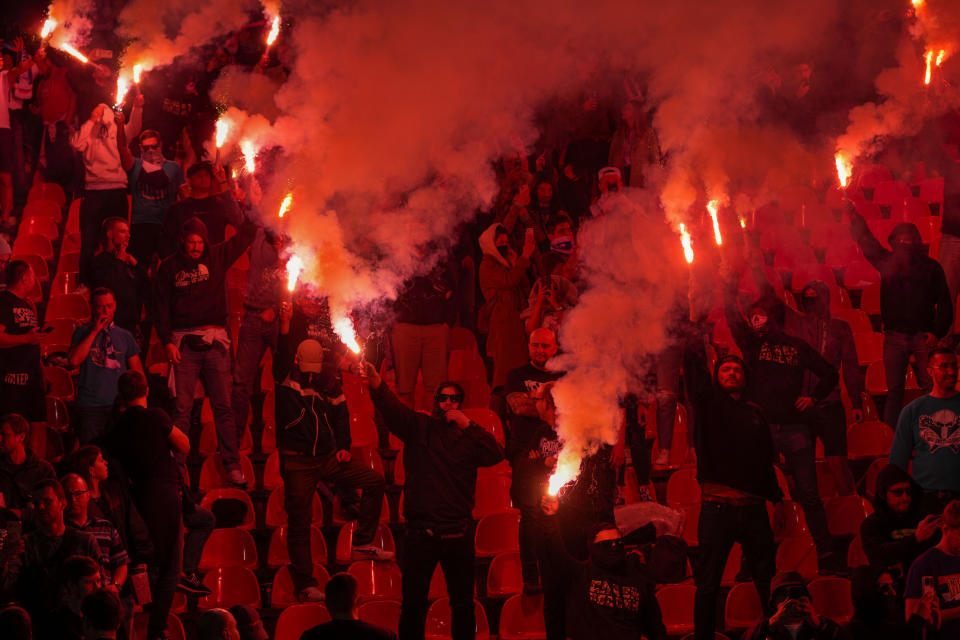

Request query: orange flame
[
  {"left": 739, "top": 216, "right": 746, "bottom": 229},
  {"left": 278, "top": 192, "right": 293, "bottom": 218},
  {"left": 936, "top": 49, "right": 946, "bottom": 66},
  {"left": 548, "top": 452, "right": 579, "bottom": 496},
  {"left": 133, "top": 64, "right": 143, "bottom": 84},
  {"left": 333, "top": 316, "right": 363, "bottom": 355},
  {"left": 266, "top": 16, "right": 281, "bottom": 46},
  {"left": 285, "top": 254, "right": 304, "bottom": 292},
  {"left": 925, "top": 50, "right": 933, "bottom": 85},
  {"left": 215, "top": 118, "right": 230, "bottom": 149},
  {"left": 115, "top": 76, "right": 130, "bottom": 109},
  {"left": 679, "top": 223, "right": 694, "bottom": 264},
  {"left": 240, "top": 139, "right": 257, "bottom": 173},
  {"left": 707, "top": 200, "right": 722, "bottom": 246},
  {"left": 59, "top": 43, "right": 89, "bottom": 64},
  {"left": 912, "top": 0, "right": 923, "bottom": 7},
  {"left": 40, "top": 18, "right": 57, "bottom": 39},
  {"left": 835, "top": 153, "right": 852, "bottom": 188}
]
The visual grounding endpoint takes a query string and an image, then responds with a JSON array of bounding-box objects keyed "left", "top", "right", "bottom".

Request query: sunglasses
[
  {"left": 888, "top": 487, "right": 910, "bottom": 497},
  {"left": 141, "top": 144, "right": 161, "bottom": 150},
  {"left": 437, "top": 394, "right": 462, "bottom": 402}
]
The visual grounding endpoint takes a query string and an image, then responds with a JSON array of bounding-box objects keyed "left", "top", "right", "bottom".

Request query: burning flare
[
  {"left": 59, "top": 43, "right": 89, "bottom": 64},
  {"left": 133, "top": 64, "right": 143, "bottom": 84},
  {"left": 547, "top": 451, "right": 579, "bottom": 496},
  {"left": 215, "top": 118, "right": 230, "bottom": 149},
  {"left": 925, "top": 50, "right": 934, "bottom": 85},
  {"left": 115, "top": 76, "right": 130, "bottom": 109},
  {"left": 240, "top": 139, "right": 257, "bottom": 173},
  {"left": 835, "top": 153, "right": 852, "bottom": 188},
  {"left": 333, "top": 316, "right": 363, "bottom": 355},
  {"left": 707, "top": 200, "right": 722, "bottom": 246},
  {"left": 285, "top": 254, "right": 304, "bottom": 292},
  {"left": 40, "top": 18, "right": 57, "bottom": 40},
  {"left": 278, "top": 192, "right": 293, "bottom": 218},
  {"left": 679, "top": 223, "right": 694, "bottom": 264},
  {"left": 266, "top": 16, "right": 281, "bottom": 47}
]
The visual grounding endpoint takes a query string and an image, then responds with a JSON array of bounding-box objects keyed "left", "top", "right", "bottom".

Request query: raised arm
[
  {"left": 849, "top": 209, "right": 889, "bottom": 270},
  {"left": 364, "top": 362, "right": 422, "bottom": 443}
]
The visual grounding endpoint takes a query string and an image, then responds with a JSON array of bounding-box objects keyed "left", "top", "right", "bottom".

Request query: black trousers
[
  {"left": 133, "top": 483, "right": 182, "bottom": 640},
  {"left": 79, "top": 188, "right": 129, "bottom": 285},
  {"left": 693, "top": 500, "right": 776, "bottom": 640},
  {"left": 399, "top": 526, "right": 475, "bottom": 640}
]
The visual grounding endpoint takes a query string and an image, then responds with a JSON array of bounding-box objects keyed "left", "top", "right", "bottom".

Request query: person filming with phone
[
  {"left": 905, "top": 500, "right": 960, "bottom": 638},
  {"left": 745, "top": 572, "right": 846, "bottom": 640}
]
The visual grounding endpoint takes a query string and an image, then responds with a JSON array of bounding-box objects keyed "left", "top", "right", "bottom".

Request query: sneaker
[
  {"left": 653, "top": 450, "right": 670, "bottom": 466},
  {"left": 297, "top": 586, "right": 325, "bottom": 602},
  {"left": 226, "top": 468, "right": 247, "bottom": 487},
  {"left": 177, "top": 572, "right": 211, "bottom": 595},
  {"left": 351, "top": 544, "right": 396, "bottom": 562}
]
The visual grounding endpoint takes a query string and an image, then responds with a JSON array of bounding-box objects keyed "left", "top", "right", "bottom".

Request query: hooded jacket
[
  {"left": 725, "top": 282, "right": 840, "bottom": 425},
  {"left": 845, "top": 565, "right": 924, "bottom": 640},
  {"left": 154, "top": 215, "right": 256, "bottom": 344},
  {"left": 860, "top": 464, "right": 935, "bottom": 571},
  {"left": 369, "top": 382, "right": 503, "bottom": 530},
  {"left": 687, "top": 346, "right": 783, "bottom": 502},
  {"left": 0, "top": 448, "right": 55, "bottom": 511},
  {"left": 850, "top": 212, "right": 952, "bottom": 336},
  {"left": 70, "top": 104, "right": 127, "bottom": 189}
]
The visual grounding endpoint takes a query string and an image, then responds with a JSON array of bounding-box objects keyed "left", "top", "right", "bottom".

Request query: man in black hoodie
[
  {"left": 154, "top": 215, "right": 256, "bottom": 487},
  {"left": 849, "top": 211, "right": 953, "bottom": 427},
  {"left": 538, "top": 495, "right": 667, "bottom": 640},
  {"left": 363, "top": 363, "right": 503, "bottom": 640},
  {"left": 860, "top": 464, "right": 940, "bottom": 578},
  {"left": 845, "top": 565, "right": 932, "bottom": 640},
  {"left": 688, "top": 347, "right": 782, "bottom": 640},
  {"left": 725, "top": 269, "right": 842, "bottom": 574}
]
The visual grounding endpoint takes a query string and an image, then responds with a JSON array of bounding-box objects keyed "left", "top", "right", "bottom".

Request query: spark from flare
[
  {"left": 115, "top": 76, "right": 130, "bottom": 109},
  {"left": 333, "top": 316, "right": 363, "bottom": 355},
  {"left": 547, "top": 452, "right": 579, "bottom": 496},
  {"left": 215, "top": 118, "right": 230, "bottom": 148},
  {"left": 739, "top": 216, "right": 746, "bottom": 229},
  {"left": 285, "top": 254, "right": 304, "bottom": 292},
  {"left": 133, "top": 64, "right": 143, "bottom": 84},
  {"left": 266, "top": 16, "right": 281, "bottom": 47},
  {"left": 679, "top": 223, "right": 694, "bottom": 264},
  {"left": 707, "top": 200, "right": 722, "bottom": 246},
  {"left": 240, "top": 139, "right": 257, "bottom": 173},
  {"left": 925, "top": 50, "right": 933, "bottom": 85},
  {"left": 40, "top": 18, "right": 57, "bottom": 40},
  {"left": 835, "top": 153, "right": 852, "bottom": 188},
  {"left": 278, "top": 192, "right": 293, "bottom": 218},
  {"left": 59, "top": 43, "right": 89, "bottom": 64}
]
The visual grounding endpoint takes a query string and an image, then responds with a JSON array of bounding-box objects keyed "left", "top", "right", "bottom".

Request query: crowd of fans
[{"left": 1, "top": 8, "right": 960, "bottom": 640}]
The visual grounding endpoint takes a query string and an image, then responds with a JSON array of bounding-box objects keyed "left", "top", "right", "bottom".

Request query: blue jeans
[
  {"left": 770, "top": 423, "right": 834, "bottom": 560},
  {"left": 883, "top": 330, "right": 933, "bottom": 428},
  {"left": 172, "top": 341, "right": 240, "bottom": 470},
  {"left": 231, "top": 310, "right": 278, "bottom": 438}
]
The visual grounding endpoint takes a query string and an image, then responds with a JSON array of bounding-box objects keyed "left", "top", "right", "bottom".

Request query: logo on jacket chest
[
  {"left": 758, "top": 343, "right": 800, "bottom": 367},
  {"left": 588, "top": 578, "right": 640, "bottom": 611},
  {"left": 174, "top": 264, "right": 209, "bottom": 288}
]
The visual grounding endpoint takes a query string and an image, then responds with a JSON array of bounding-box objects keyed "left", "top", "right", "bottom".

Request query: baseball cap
[{"left": 296, "top": 339, "right": 324, "bottom": 373}]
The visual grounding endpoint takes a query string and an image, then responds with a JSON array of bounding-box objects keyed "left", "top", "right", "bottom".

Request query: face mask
[
  {"left": 589, "top": 538, "right": 626, "bottom": 572},
  {"left": 750, "top": 311, "right": 769, "bottom": 333},
  {"left": 101, "top": 108, "right": 113, "bottom": 125},
  {"left": 550, "top": 236, "right": 574, "bottom": 255},
  {"left": 142, "top": 149, "right": 164, "bottom": 166},
  {"left": 496, "top": 244, "right": 510, "bottom": 259},
  {"left": 801, "top": 293, "right": 827, "bottom": 316}
]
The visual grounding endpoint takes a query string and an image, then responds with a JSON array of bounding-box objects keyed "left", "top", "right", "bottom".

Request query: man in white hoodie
[{"left": 72, "top": 104, "right": 133, "bottom": 286}]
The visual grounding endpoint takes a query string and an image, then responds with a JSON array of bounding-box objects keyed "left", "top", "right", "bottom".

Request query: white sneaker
[
  {"left": 297, "top": 586, "right": 325, "bottom": 602},
  {"left": 352, "top": 545, "right": 395, "bottom": 562},
  {"left": 653, "top": 450, "right": 670, "bottom": 466},
  {"left": 226, "top": 469, "right": 247, "bottom": 487}
]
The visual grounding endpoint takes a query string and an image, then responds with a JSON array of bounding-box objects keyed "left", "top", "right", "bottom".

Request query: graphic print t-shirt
[
  {"left": 905, "top": 547, "right": 960, "bottom": 638},
  {"left": 890, "top": 394, "right": 960, "bottom": 492},
  {"left": 0, "top": 290, "right": 41, "bottom": 380}
]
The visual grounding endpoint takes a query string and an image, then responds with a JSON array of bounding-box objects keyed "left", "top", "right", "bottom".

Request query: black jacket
[
  {"left": 860, "top": 464, "right": 936, "bottom": 571},
  {"left": 370, "top": 384, "right": 503, "bottom": 530},
  {"left": 687, "top": 344, "right": 783, "bottom": 502},
  {"left": 273, "top": 331, "right": 349, "bottom": 457},
  {"left": 87, "top": 251, "right": 148, "bottom": 334},
  {"left": 745, "top": 618, "right": 847, "bottom": 640},
  {"left": 160, "top": 193, "right": 243, "bottom": 258},
  {"left": 850, "top": 212, "right": 952, "bottom": 336},
  {"left": 154, "top": 217, "right": 256, "bottom": 344},
  {"left": 89, "top": 477, "right": 154, "bottom": 565},
  {"left": 725, "top": 283, "right": 839, "bottom": 425},
  {"left": 0, "top": 448, "right": 55, "bottom": 512},
  {"left": 506, "top": 414, "right": 559, "bottom": 508}
]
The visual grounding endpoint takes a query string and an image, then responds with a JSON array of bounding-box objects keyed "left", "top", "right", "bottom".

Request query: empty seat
[
  {"left": 270, "top": 564, "right": 331, "bottom": 608},
  {"left": 274, "top": 604, "right": 331, "bottom": 640},
  {"left": 665, "top": 467, "right": 700, "bottom": 507},
  {"left": 475, "top": 511, "right": 520, "bottom": 557},
  {"left": 487, "top": 551, "right": 524, "bottom": 597},
  {"left": 846, "top": 421, "right": 894, "bottom": 459},
  {"left": 263, "top": 449, "right": 282, "bottom": 490},
  {"left": 824, "top": 495, "right": 873, "bottom": 536},
  {"left": 267, "top": 525, "right": 329, "bottom": 569},
  {"left": 778, "top": 185, "right": 819, "bottom": 215},
  {"left": 842, "top": 260, "right": 880, "bottom": 291},
  {"left": 27, "top": 182, "right": 66, "bottom": 206},
  {"left": 61, "top": 232, "right": 82, "bottom": 255},
  {"left": 13, "top": 234, "right": 54, "bottom": 261},
  {"left": 473, "top": 474, "right": 514, "bottom": 518},
  {"left": 22, "top": 198, "right": 62, "bottom": 222},
  {"left": 198, "top": 453, "right": 256, "bottom": 492},
  {"left": 19, "top": 216, "right": 59, "bottom": 240},
  {"left": 861, "top": 457, "right": 888, "bottom": 498},
  {"left": 656, "top": 584, "right": 696, "bottom": 636},
  {"left": 357, "top": 599, "right": 402, "bottom": 634},
  {"left": 43, "top": 365, "right": 75, "bottom": 400},
  {"left": 790, "top": 263, "right": 836, "bottom": 292},
  {"left": 50, "top": 270, "right": 80, "bottom": 297},
  {"left": 198, "top": 419, "right": 253, "bottom": 457},
  {"left": 859, "top": 282, "right": 881, "bottom": 315},
  {"left": 775, "top": 535, "right": 818, "bottom": 580},
  {"left": 463, "top": 408, "right": 506, "bottom": 446},
  {"left": 846, "top": 534, "right": 869, "bottom": 568},
  {"left": 198, "top": 527, "right": 258, "bottom": 569},
  {"left": 851, "top": 331, "right": 883, "bottom": 366},
  {"left": 334, "top": 521, "right": 396, "bottom": 565},
  {"left": 831, "top": 308, "right": 872, "bottom": 334},
  {"left": 199, "top": 488, "right": 256, "bottom": 529},
  {"left": 772, "top": 501, "right": 809, "bottom": 540},
  {"left": 425, "top": 597, "right": 491, "bottom": 640},
  {"left": 45, "top": 395, "right": 70, "bottom": 431},
  {"left": 724, "top": 582, "right": 764, "bottom": 630},
  {"left": 199, "top": 566, "right": 261, "bottom": 608},
  {"left": 348, "top": 560, "right": 403, "bottom": 602},
  {"left": 449, "top": 327, "right": 478, "bottom": 352},
  {"left": 808, "top": 576, "right": 854, "bottom": 624},
  {"left": 916, "top": 177, "right": 944, "bottom": 213},
  {"left": 498, "top": 593, "right": 546, "bottom": 640},
  {"left": 45, "top": 293, "right": 89, "bottom": 321}
]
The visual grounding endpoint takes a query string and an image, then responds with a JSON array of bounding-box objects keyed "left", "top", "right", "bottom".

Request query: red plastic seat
[
  {"left": 724, "top": 582, "right": 764, "bottom": 630},
  {"left": 681, "top": 503, "right": 700, "bottom": 547},
  {"left": 473, "top": 474, "right": 514, "bottom": 519},
  {"left": 449, "top": 327, "right": 478, "bottom": 352},
  {"left": 270, "top": 564, "right": 331, "bottom": 608},
  {"left": 825, "top": 495, "right": 873, "bottom": 536},
  {"left": 350, "top": 414, "right": 380, "bottom": 448},
  {"left": 498, "top": 593, "right": 546, "bottom": 640},
  {"left": 13, "top": 234, "right": 54, "bottom": 261},
  {"left": 57, "top": 251, "right": 81, "bottom": 275},
  {"left": 199, "top": 489, "right": 255, "bottom": 529},
  {"left": 265, "top": 486, "right": 324, "bottom": 528},
  {"left": 873, "top": 180, "right": 912, "bottom": 213},
  {"left": 789, "top": 263, "right": 836, "bottom": 293},
  {"left": 43, "top": 365, "right": 75, "bottom": 401},
  {"left": 198, "top": 419, "right": 253, "bottom": 457},
  {"left": 831, "top": 309, "right": 872, "bottom": 335},
  {"left": 198, "top": 527, "right": 258, "bottom": 569},
  {"left": 808, "top": 576, "right": 854, "bottom": 624},
  {"left": 14, "top": 253, "right": 50, "bottom": 283},
  {"left": 66, "top": 199, "right": 81, "bottom": 234},
  {"left": 267, "top": 524, "right": 329, "bottom": 568},
  {"left": 19, "top": 216, "right": 59, "bottom": 240},
  {"left": 846, "top": 421, "right": 894, "bottom": 459},
  {"left": 859, "top": 282, "right": 881, "bottom": 316},
  {"left": 823, "top": 242, "right": 863, "bottom": 270},
  {"left": 352, "top": 445, "right": 385, "bottom": 476},
  {"left": 274, "top": 604, "right": 330, "bottom": 640},
  {"left": 133, "top": 613, "right": 185, "bottom": 640},
  {"left": 665, "top": 467, "right": 700, "bottom": 507},
  {"left": 428, "top": 564, "right": 448, "bottom": 600},
  {"left": 487, "top": 551, "right": 523, "bottom": 597},
  {"left": 448, "top": 350, "right": 487, "bottom": 381},
  {"left": 357, "top": 599, "right": 402, "bottom": 634},
  {"left": 776, "top": 535, "right": 818, "bottom": 579},
  {"left": 45, "top": 395, "right": 70, "bottom": 431},
  {"left": 464, "top": 408, "right": 506, "bottom": 446},
  {"left": 198, "top": 453, "right": 256, "bottom": 492},
  {"left": 45, "top": 293, "right": 89, "bottom": 321},
  {"left": 846, "top": 534, "right": 869, "bottom": 568},
  {"left": 865, "top": 219, "right": 900, "bottom": 249},
  {"left": 656, "top": 584, "right": 696, "bottom": 636},
  {"left": 27, "top": 182, "right": 66, "bottom": 207},
  {"left": 22, "top": 198, "right": 62, "bottom": 222},
  {"left": 652, "top": 403, "right": 690, "bottom": 468},
  {"left": 50, "top": 270, "right": 80, "bottom": 297},
  {"left": 721, "top": 544, "right": 742, "bottom": 587},
  {"left": 40, "top": 318, "right": 78, "bottom": 353},
  {"left": 842, "top": 260, "right": 880, "bottom": 291},
  {"left": 861, "top": 457, "right": 888, "bottom": 498},
  {"left": 425, "top": 597, "right": 491, "bottom": 640},
  {"left": 916, "top": 177, "right": 944, "bottom": 213},
  {"left": 772, "top": 500, "right": 809, "bottom": 540},
  {"left": 61, "top": 232, "right": 81, "bottom": 255},
  {"left": 777, "top": 185, "right": 819, "bottom": 215},
  {"left": 263, "top": 449, "right": 282, "bottom": 490},
  {"left": 348, "top": 560, "right": 403, "bottom": 602},
  {"left": 475, "top": 511, "right": 520, "bottom": 558},
  {"left": 198, "top": 566, "right": 261, "bottom": 608},
  {"left": 334, "top": 521, "right": 396, "bottom": 565},
  {"left": 856, "top": 164, "right": 894, "bottom": 192},
  {"left": 342, "top": 372, "right": 375, "bottom": 417}
]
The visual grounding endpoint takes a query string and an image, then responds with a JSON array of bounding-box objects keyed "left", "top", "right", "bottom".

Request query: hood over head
[
  {"left": 432, "top": 380, "right": 466, "bottom": 416},
  {"left": 478, "top": 223, "right": 512, "bottom": 269},
  {"left": 800, "top": 280, "right": 831, "bottom": 316},
  {"left": 872, "top": 463, "right": 921, "bottom": 514},
  {"left": 180, "top": 216, "right": 210, "bottom": 244}
]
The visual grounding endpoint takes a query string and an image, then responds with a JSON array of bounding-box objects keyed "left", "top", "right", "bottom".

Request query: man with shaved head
[
  {"left": 505, "top": 328, "right": 563, "bottom": 420},
  {"left": 197, "top": 608, "right": 240, "bottom": 640}
]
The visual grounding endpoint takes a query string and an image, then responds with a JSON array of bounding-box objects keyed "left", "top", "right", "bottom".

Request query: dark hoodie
[
  {"left": 860, "top": 464, "right": 936, "bottom": 571},
  {"left": 845, "top": 565, "right": 924, "bottom": 640},
  {"left": 154, "top": 215, "right": 256, "bottom": 344},
  {"left": 506, "top": 409, "right": 560, "bottom": 509},
  {"left": 369, "top": 382, "right": 503, "bottom": 531},
  {"left": 537, "top": 515, "right": 667, "bottom": 640},
  {"left": 0, "top": 448, "right": 55, "bottom": 511},
  {"left": 686, "top": 346, "right": 783, "bottom": 502},
  {"left": 850, "top": 212, "right": 952, "bottom": 336},
  {"left": 725, "top": 283, "right": 839, "bottom": 425}
]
